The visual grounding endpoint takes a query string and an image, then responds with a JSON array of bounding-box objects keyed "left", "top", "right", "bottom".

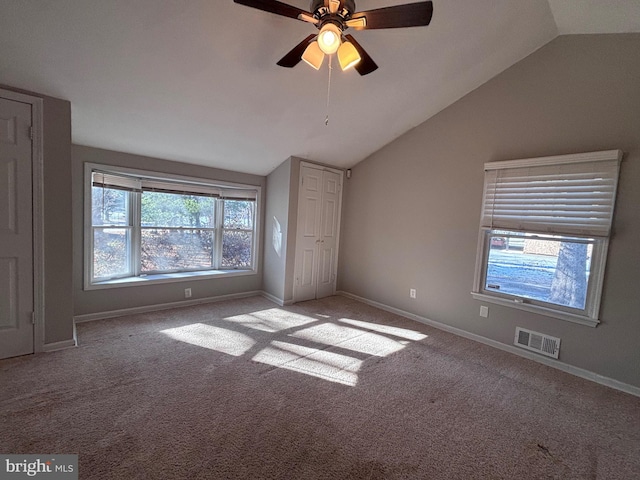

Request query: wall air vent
[{"left": 514, "top": 327, "right": 560, "bottom": 359}]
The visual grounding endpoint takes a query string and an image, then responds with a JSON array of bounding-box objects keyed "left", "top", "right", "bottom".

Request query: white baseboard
[
  {"left": 74, "top": 291, "right": 263, "bottom": 323},
  {"left": 260, "top": 291, "right": 294, "bottom": 306},
  {"left": 337, "top": 291, "right": 640, "bottom": 398},
  {"left": 42, "top": 338, "right": 77, "bottom": 352},
  {"left": 260, "top": 291, "right": 284, "bottom": 306}
]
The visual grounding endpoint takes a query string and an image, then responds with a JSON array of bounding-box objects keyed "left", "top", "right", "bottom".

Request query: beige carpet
[{"left": 1, "top": 295, "right": 639, "bottom": 479}]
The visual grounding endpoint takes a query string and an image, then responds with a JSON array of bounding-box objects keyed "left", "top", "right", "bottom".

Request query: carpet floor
[{"left": 1, "top": 295, "right": 639, "bottom": 479}]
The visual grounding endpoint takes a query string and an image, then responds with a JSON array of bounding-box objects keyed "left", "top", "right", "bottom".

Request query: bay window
[{"left": 86, "top": 164, "right": 259, "bottom": 288}]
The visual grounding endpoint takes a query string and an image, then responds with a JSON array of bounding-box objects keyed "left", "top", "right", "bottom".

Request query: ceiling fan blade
[
  {"left": 233, "top": 0, "right": 313, "bottom": 22},
  {"left": 349, "top": 1, "right": 433, "bottom": 30},
  {"left": 344, "top": 34, "right": 378, "bottom": 76},
  {"left": 277, "top": 34, "right": 317, "bottom": 68},
  {"left": 323, "top": 0, "right": 344, "bottom": 11},
  {"left": 299, "top": 13, "right": 319, "bottom": 24}
]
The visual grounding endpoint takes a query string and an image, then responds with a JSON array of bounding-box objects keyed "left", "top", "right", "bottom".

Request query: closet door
[
  {"left": 315, "top": 169, "right": 341, "bottom": 299},
  {"left": 293, "top": 164, "right": 343, "bottom": 302},
  {"left": 294, "top": 165, "right": 323, "bottom": 302},
  {"left": 0, "top": 96, "right": 34, "bottom": 358}
]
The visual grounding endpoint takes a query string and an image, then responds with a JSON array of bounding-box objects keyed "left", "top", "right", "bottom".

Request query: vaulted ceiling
[{"left": 1, "top": 1, "right": 639, "bottom": 175}]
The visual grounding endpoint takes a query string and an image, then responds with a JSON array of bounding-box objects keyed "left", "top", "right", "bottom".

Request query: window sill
[
  {"left": 470, "top": 292, "right": 599, "bottom": 328},
  {"left": 86, "top": 269, "right": 256, "bottom": 291}
]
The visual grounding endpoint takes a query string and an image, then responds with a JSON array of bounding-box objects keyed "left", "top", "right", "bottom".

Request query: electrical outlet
[
  {"left": 479, "top": 305, "right": 489, "bottom": 318},
  {"left": 184, "top": 288, "right": 192, "bottom": 299},
  {"left": 410, "top": 288, "right": 417, "bottom": 299}
]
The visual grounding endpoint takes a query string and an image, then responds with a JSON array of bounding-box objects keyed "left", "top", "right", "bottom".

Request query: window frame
[
  {"left": 139, "top": 190, "right": 218, "bottom": 275},
  {"left": 84, "top": 163, "right": 261, "bottom": 290},
  {"left": 472, "top": 229, "right": 609, "bottom": 326},
  {"left": 89, "top": 186, "right": 136, "bottom": 282},
  {"left": 471, "top": 150, "right": 622, "bottom": 327},
  {"left": 220, "top": 199, "right": 256, "bottom": 270}
]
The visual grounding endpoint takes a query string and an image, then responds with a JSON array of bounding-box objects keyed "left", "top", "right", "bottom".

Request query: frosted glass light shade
[
  {"left": 302, "top": 41, "right": 325, "bottom": 70},
  {"left": 337, "top": 41, "right": 361, "bottom": 71},
  {"left": 317, "top": 24, "right": 341, "bottom": 55}
]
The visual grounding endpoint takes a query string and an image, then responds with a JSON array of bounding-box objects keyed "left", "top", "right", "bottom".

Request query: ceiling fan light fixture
[
  {"left": 337, "top": 41, "right": 361, "bottom": 71},
  {"left": 301, "top": 41, "right": 325, "bottom": 70},
  {"left": 317, "top": 23, "right": 342, "bottom": 55}
]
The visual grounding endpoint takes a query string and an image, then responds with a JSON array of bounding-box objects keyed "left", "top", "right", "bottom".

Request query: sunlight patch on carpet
[
  {"left": 252, "top": 341, "right": 361, "bottom": 386},
  {"left": 291, "top": 323, "right": 407, "bottom": 357},
  {"left": 223, "top": 309, "right": 317, "bottom": 333},
  {"left": 161, "top": 323, "right": 255, "bottom": 356},
  {"left": 339, "top": 318, "right": 428, "bottom": 341}
]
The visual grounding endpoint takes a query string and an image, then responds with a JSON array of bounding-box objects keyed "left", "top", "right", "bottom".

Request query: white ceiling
[{"left": 1, "top": 1, "right": 639, "bottom": 175}]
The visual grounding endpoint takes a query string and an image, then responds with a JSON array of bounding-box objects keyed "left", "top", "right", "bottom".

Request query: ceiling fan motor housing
[{"left": 311, "top": 0, "right": 356, "bottom": 21}]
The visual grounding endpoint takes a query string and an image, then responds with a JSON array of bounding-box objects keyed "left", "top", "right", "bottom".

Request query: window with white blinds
[
  {"left": 480, "top": 151, "right": 621, "bottom": 238},
  {"left": 472, "top": 150, "right": 622, "bottom": 326}
]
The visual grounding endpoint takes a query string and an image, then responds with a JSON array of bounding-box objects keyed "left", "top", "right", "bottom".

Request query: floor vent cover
[{"left": 514, "top": 327, "right": 560, "bottom": 359}]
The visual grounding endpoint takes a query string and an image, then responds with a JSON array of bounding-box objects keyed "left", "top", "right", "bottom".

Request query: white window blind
[
  {"left": 92, "top": 171, "right": 142, "bottom": 192},
  {"left": 141, "top": 179, "right": 222, "bottom": 198},
  {"left": 92, "top": 171, "right": 257, "bottom": 200},
  {"left": 480, "top": 150, "right": 621, "bottom": 238},
  {"left": 220, "top": 188, "right": 258, "bottom": 201}
]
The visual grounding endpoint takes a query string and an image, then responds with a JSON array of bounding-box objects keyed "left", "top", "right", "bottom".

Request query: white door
[
  {"left": 294, "top": 164, "right": 343, "bottom": 302},
  {"left": 316, "top": 169, "right": 341, "bottom": 299},
  {"left": 294, "top": 165, "right": 323, "bottom": 302},
  {"left": 0, "top": 97, "right": 34, "bottom": 359}
]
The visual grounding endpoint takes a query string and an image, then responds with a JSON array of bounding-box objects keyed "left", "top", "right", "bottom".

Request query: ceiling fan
[{"left": 233, "top": 0, "right": 434, "bottom": 75}]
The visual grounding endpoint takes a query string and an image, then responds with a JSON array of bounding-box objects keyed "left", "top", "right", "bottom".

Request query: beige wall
[
  {"left": 72, "top": 145, "right": 266, "bottom": 316},
  {"left": 43, "top": 95, "right": 74, "bottom": 344},
  {"left": 283, "top": 159, "right": 301, "bottom": 304},
  {"left": 264, "top": 158, "right": 292, "bottom": 302},
  {"left": 338, "top": 34, "right": 640, "bottom": 388},
  {"left": 263, "top": 156, "right": 302, "bottom": 305}
]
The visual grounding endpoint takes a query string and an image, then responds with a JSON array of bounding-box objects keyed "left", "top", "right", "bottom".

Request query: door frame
[
  {"left": 293, "top": 161, "right": 344, "bottom": 303},
  {"left": 0, "top": 88, "right": 44, "bottom": 353}
]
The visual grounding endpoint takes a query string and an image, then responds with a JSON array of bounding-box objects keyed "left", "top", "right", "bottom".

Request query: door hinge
[
  {"left": 31, "top": 312, "right": 36, "bottom": 325},
  {"left": 29, "top": 126, "right": 34, "bottom": 140}
]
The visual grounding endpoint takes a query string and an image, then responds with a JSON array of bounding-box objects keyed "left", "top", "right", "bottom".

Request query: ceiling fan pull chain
[{"left": 325, "top": 55, "right": 333, "bottom": 126}]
